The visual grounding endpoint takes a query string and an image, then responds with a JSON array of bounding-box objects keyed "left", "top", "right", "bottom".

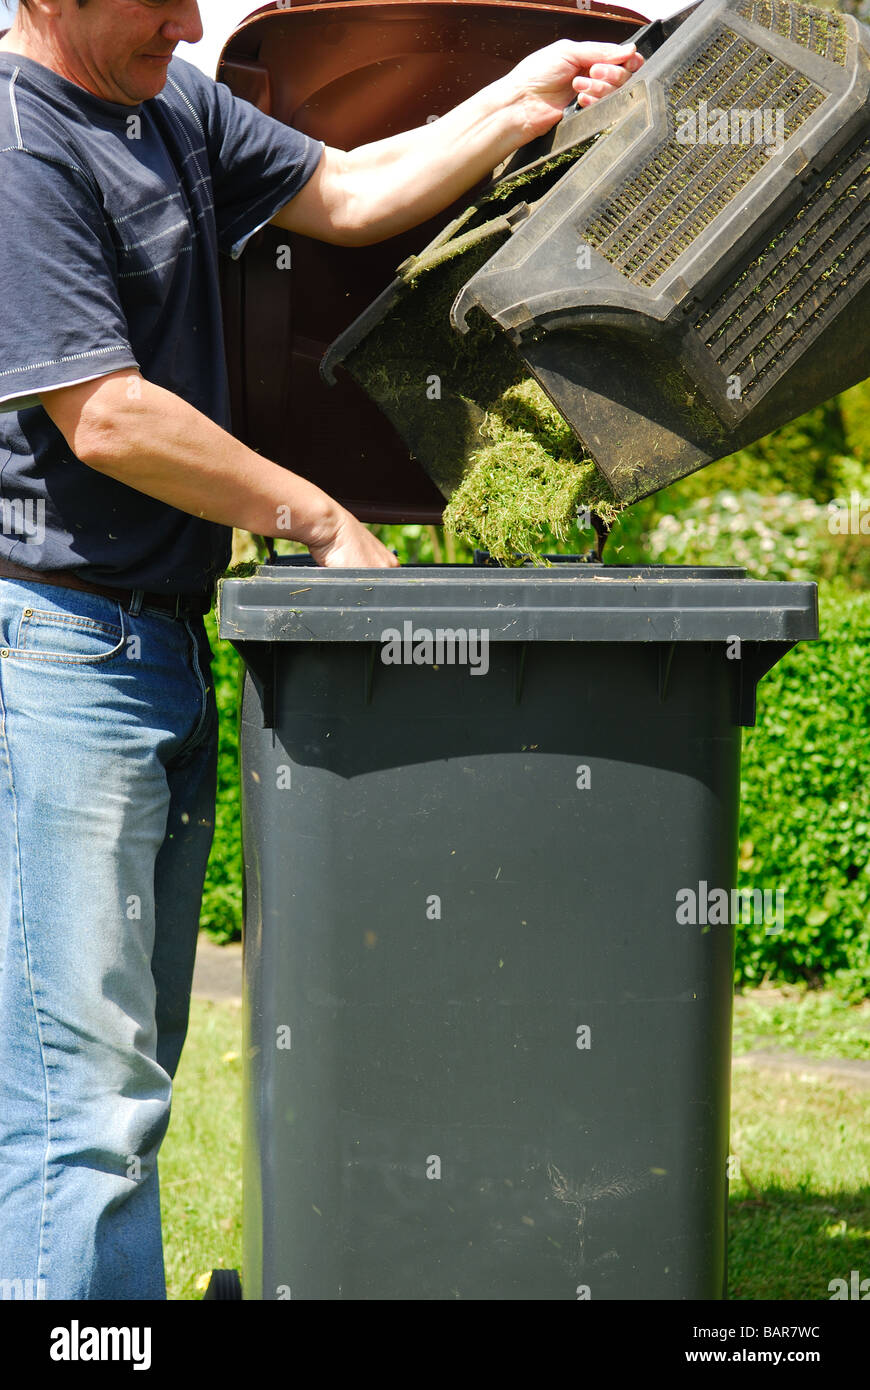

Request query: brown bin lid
[{"left": 218, "top": 1, "right": 647, "bottom": 522}]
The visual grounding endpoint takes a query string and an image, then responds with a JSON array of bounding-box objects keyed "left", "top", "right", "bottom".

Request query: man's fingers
[
  {"left": 586, "top": 61, "right": 635, "bottom": 84},
  {"left": 565, "top": 40, "right": 639, "bottom": 69},
  {"left": 572, "top": 54, "right": 643, "bottom": 85},
  {"left": 573, "top": 74, "right": 624, "bottom": 97},
  {"left": 572, "top": 52, "right": 643, "bottom": 101},
  {"left": 599, "top": 56, "right": 644, "bottom": 77}
]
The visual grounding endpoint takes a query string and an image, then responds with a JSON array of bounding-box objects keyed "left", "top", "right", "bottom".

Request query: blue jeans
[{"left": 0, "top": 578, "right": 218, "bottom": 1300}]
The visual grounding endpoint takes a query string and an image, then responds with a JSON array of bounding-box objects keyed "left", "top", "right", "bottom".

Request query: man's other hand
[
  {"left": 307, "top": 510, "right": 402, "bottom": 568},
  {"left": 505, "top": 40, "right": 644, "bottom": 138}
]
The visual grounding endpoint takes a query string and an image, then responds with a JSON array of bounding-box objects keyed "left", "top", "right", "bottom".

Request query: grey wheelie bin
[{"left": 217, "top": 558, "right": 818, "bottom": 1300}]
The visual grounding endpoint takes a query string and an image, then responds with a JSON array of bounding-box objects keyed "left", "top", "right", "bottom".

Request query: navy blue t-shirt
[{"left": 0, "top": 52, "right": 323, "bottom": 593}]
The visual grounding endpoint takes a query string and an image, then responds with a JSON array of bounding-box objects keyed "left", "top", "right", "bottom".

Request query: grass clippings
[
  {"left": 342, "top": 132, "right": 620, "bottom": 562},
  {"left": 442, "top": 378, "right": 620, "bottom": 564}
]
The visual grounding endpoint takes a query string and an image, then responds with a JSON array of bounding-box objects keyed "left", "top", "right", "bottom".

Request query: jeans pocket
[{"left": 8, "top": 605, "right": 126, "bottom": 664}]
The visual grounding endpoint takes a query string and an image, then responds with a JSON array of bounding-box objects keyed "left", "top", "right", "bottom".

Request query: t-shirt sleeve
[
  {"left": 194, "top": 70, "right": 325, "bottom": 260},
  {"left": 0, "top": 151, "right": 139, "bottom": 414}
]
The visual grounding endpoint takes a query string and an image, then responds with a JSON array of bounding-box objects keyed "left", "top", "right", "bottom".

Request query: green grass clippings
[
  {"left": 342, "top": 131, "right": 617, "bottom": 561},
  {"left": 442, "top": 378, "right": 621, "bottom": 564}
]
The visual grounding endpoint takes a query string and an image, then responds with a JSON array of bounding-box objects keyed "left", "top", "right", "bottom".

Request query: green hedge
[
  {"left": 201, "top": 583, "right": 870, "bottom": 994},
  {"left": 200, "top": 610, "right": 243, "bottom": 943},
  {"left": 737, "top": 580, "right": 870, "bottom": 996}
]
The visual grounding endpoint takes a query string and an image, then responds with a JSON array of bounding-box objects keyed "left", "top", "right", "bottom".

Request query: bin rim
[{"left": 218, "top": 561, "right": 819, "bottom": 645}]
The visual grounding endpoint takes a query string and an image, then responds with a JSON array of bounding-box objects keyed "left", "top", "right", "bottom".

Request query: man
[{"left": 0, "top": 0, "right": 642, "bottom": 1299}]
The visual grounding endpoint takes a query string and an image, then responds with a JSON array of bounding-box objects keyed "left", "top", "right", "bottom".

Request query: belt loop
[{"left": 127, "top": 589, "right": 144, "bottom": 616}]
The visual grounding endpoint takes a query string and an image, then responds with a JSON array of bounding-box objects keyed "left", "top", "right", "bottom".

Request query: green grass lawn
[
  {"left": 732, "top": 985, "right": 870, "bottom": 1059},
  {"left": 160, "top": 999, "right": 243, "bottom": 1301},
  {"left": 728, "top": 1065, "right": 870, "bottom": 1300},
  {"left": 161, "top": 987, "right": 869, "bottom": 1300}
]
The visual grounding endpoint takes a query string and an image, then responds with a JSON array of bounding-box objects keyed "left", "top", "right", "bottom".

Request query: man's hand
[
  {"left": 307, "top": 511, "right": 401, "bottom": 568},
  {"left": 503, "top": 40, "right": 644, "bottom": 139}
]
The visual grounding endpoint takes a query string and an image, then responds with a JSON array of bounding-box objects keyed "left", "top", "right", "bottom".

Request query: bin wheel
[{"left": 203, "top": 1269, "right": 242, "bottom": 1301}]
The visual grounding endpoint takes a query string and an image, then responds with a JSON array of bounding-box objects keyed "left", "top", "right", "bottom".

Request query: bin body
[{"left": 220, "top": 562, "right": 817, "bottom": 1300}]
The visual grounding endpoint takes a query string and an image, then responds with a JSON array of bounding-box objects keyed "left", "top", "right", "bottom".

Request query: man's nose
[{"left": 161, "top": 0, "right": 204, "bottom": 47}]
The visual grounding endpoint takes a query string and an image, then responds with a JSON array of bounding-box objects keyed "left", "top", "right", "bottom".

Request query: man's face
[{"left": 52, "top": 0, "right": 204, "bottom": 105}]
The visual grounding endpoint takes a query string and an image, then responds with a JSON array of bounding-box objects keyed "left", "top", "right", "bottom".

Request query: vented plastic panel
[
  {"left": 695, "top": 130, "right": 870, "bottom": 401},
  {"left": 580, "top": 28, "right": 827, "bottom": 286},
  {"left": 736, "top": 0, "right": 848, "bottom": 65}
]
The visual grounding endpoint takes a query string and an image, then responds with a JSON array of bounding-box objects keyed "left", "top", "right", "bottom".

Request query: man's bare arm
[
  {"left": 271, "top": 40, "right": 642, "bottom": 246},
  {"left": 39, "top": 370, "right": 399, "bottom": 569}
]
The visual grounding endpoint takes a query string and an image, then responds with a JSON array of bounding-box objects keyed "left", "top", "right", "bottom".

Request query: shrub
[
  {"left": 647, "top": 489, "right": 830, "bottom": 580},
  {"left": 737, "top": 580, "right": 870, "bottom": 996},
  {"left": 200, "top": 610, "right": 243, "bottom": 943}
]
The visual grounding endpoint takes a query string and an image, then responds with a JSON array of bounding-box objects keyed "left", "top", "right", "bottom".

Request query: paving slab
[{"left": 192, "top": 935, "right": 242, "bottom": 1002}]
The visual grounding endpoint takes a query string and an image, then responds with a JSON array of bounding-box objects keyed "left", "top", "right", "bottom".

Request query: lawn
[
  {"left": 728, "top": 1065, "right": 870, "bottom": 1300},
  {"left": 732, "top": 986, "right": 870, "bottom": 1060},
  {"left": 160, "top": 986, "right": 870, "bottom": 1300},
  {"left": 160, "top": 998, "right": 243, "bottom": 1301}
]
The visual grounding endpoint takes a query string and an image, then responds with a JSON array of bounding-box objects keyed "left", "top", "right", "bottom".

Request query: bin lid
[
  {"left": 215, "top": 1, "right": 648, "bottom": 523},
  {"left": 218, "top": 560, "right": 819, "bottom": 644}
]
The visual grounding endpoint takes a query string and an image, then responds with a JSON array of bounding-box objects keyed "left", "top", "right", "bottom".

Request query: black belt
[{"left": 0, "top": 555, "right": 213, "bottom": 617}]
